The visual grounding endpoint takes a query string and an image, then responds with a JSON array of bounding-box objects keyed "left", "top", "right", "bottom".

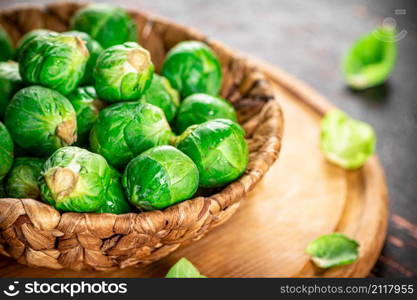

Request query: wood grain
[{"left": 0, "top": 59, "right": 388, "bottom": 278}]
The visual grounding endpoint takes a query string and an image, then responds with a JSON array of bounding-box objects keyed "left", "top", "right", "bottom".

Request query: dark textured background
[{"left": 1, "top": 0, "right": 416, "bottom": 277}]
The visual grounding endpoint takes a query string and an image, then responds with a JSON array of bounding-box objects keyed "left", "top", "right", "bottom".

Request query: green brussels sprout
[
  {"left": 175, "top": 93, "right": 237, "bottom": 134},
  {"left": 15, "top": 29, "right": 57, "bottom": 61},
  {"left": 71, "top": 3, "right": 137, "bottom": 49},
  {"left": 39, "top": 146, "right": 111, "bottom": 212},
  {"left": 67, "top": 86, "right": 103, "bottom": 146},
  {"left": 94, "top": 42, "right": 154, "bottom": 102},
  {"left": 18, "top": 33, "right": 89, "bottom": 95},
  {"left": 90, "top": 102, "right": 173, "bottom": 169},
  {"left": 176, "top": 119, "right": 248, "bottom": 188},
  {"left": 123, "top": 145, "right": 199, "bottom": 211},
  {"left": 0, "top": 61, "right": 22, "bottom": 120},
  {"left": 63, "top": 31, "right": 103, "bottom": 85},
  {"left": 140, "top": 74, "right": 179, "bottom": 123},
  {"left": 5, "top": 157, "right": 44, "bottom": 199},
  {"left": 0, "top": 25, "right": 13, "bottom": 62},
  {"left": 320, "top": 110, "right": 376, "bottom": 170},
  {"left": 96, "top": 167, "right": 131, "bottom": 214},
  {"left": 0, "top": 122, "right": 14, "bottom": 180},
  {"left": 162, "top": 41, "right": 222, "bottom": 98},
  {"left": 5, "top": 86, "right": 77, "bottom": 157}
]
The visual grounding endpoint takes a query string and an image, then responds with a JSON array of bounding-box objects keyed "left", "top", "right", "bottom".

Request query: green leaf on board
[
  {"left": 165, "top": 258, "right": 206, "bottom": 278},
  {"left": 342, "top": 26, "right": 397, "bottom": 89},
  {"left": 320, "top": 110, "right": 376, "bottom": 170},
  {"left": 306, "top": 233, "right": 360, "bottom": 269}
]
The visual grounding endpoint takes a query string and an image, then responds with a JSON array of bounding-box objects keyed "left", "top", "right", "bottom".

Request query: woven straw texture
[{"left": 0, "top": 2, "right": 283, "bottom": 271}]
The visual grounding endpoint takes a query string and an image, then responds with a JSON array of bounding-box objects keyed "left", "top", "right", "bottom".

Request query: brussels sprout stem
[
  {"left": 128, "top": 49, "right": 148, "bottom": 71},
  {"left": 74, "top": 36, "right": 89, "bottom": 58},
  {"left": 26, "top": 186, "right": 40, "bottom": 199},
  {"left": 92, "top": 99, "right": 105, "bottom": 113},
  {"left": 50, "top": 167, "right": 79, "bottom": 199},
  {"left": 169, "top": 134, "right": 178, "bottom": 146},
  {"left": 56, "top": 118, "right": 77, "bottom": 145}
]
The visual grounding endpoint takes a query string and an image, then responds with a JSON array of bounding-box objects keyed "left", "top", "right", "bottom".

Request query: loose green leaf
[
  {"left": 166, "top": 258, "right": 206, "bottom": 278},
  {"left": 320, "top": 110, "right": 376, "bottom": 170},
  {"left": 342, "top": 26, "right": 397, "bottom": 89},
  {"left": 306, "top": 233, "right": 359, "bottom": 269}
]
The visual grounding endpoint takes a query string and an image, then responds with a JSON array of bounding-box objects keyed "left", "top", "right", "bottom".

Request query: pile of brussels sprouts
[{"left": 0, "top": 4, "right": 248, "bottom": 214}]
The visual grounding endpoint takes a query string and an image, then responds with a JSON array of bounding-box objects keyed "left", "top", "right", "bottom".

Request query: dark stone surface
[{"left": 1, "top": 0, "right": 416, "bottom": 277}]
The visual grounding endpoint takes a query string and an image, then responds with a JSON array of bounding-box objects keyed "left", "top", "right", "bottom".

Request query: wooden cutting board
[{"left": 0, "top": 60, "right": 388, "bottom": 278}]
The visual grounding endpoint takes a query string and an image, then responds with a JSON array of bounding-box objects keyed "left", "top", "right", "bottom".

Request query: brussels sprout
[
  {"left": 96, "top": 167, "right": 131, "bottom": 214},
  {"left": 94, "top": 42, "right": 154, "bottom": 102},
  {"left": 18, "top": 33, "right": 89, "bottom": 95},
  {"left": 90, "top": 102, "right": 173, "bottom": 169},
  {"left": 5, "top": 157, "right": 44, "bottom": 199},
  {"left": 5, "top": 86, "right": 77, "bottom": 157},
  {"left": 39, "top": 146, "right": 111, "bottom": 212},
  {"left": 320, "top": 110, "right": 376, "bottom": 169},
  {"left": 175, "top": 93, "right": 237, "bottom": 134},
  {"left": 67, "top": 86, "right": 103, "bottom": 146},
  {"left": 0, "top": 122, "right": 13, "bottom": 180},
  {"left": 63, "top": 31, "right": 103, "bottom": 85},
  {"left": 140, "top": 74, "right": 179, "bottom": 123},
  {"left": 162, "top": 41, "right": 222, "bottom": 98},
  {"left": 0, "top": 25, "right": 13, "bottom": 62},
  {"left": 0, "top": 61, "right": 22, "bottom": 120},
  {"left": 176, "top": 119, "right": 248, "bottom": 188},
  {"left": 123, "top": 145, "right": 199, "bottom": 211},
  {"left": 15, "top": 29, "right": 57, "bottom": 61},
  {"left": 71, "top": 3, "right": 137, "bottom": 49}
]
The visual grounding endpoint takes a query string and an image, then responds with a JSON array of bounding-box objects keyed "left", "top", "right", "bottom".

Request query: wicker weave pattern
[{"left": 0, "top": 2, "right": 283, "bottom": 271}]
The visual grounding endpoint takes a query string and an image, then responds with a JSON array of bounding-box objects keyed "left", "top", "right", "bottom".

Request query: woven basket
[{"left": 0, "top": 2, "right": 283, "bottom": 271}]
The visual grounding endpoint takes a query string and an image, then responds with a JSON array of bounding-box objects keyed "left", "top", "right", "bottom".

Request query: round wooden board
[{"left": 0, "top": 61, "right": 388, "bottom": 278}]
